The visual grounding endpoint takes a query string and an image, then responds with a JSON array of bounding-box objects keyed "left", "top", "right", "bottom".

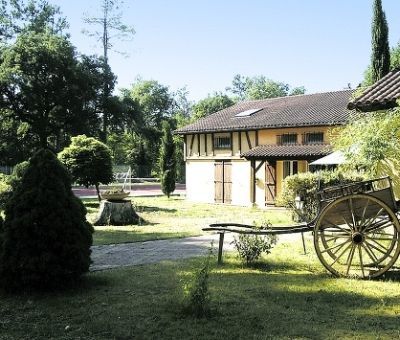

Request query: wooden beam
[
  {"left": 204, "top": 134, "right": 207, "bottom": 156},
  {"left": 238, "top": 131, "right": 242, "bottom": 154},
  {"left": 255, "top": 130, "right": 259, "bottom": 146},
  {"left": 230, "top": 131, "right": 233, "bottom": 156},
  {"left": 250, "top": 159, "right": 256, "bottom": 204},
  {"left": 197, "top": 134, "right": 201, "bottom": 155},
  {"left": 211, "top": 133, "right": 215, "bottom": 156},
  {"left": 183, "top": 135, "right": 187, "bottom": 161},
  {"left": 189, "top": 134, "right": 194, "bottom": 156},
  {"left": 255, "top": 160, "right": 265, "bottom": 173},
  {"left": 245, "top": 131, "right": 252, "bottom": 150}
]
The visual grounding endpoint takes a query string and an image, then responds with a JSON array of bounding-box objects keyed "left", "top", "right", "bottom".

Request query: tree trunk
[
  {"left": 93, "top": 200, "right": 139, "bottom": 226},
  {"left": 95, "top": 183, "right": 101, "bottom": 202}
]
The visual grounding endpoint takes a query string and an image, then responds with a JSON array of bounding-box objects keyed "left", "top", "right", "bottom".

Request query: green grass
[
  {"left": 86, "top": 197, "right": 293, "bottom": 245},
  {"left": 1, "top": 239, "right": 400, "bottom": 339}
]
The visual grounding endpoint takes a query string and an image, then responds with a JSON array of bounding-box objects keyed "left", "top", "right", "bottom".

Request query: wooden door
[
  {"left": 223, "top": 162, "right": 232, "bottom": 204},
  {"left": 265, "top": 161, "right": 276, "bottom": 205},
  {"left": 214, "top": 161, "right": 232, "bottom": 204}
]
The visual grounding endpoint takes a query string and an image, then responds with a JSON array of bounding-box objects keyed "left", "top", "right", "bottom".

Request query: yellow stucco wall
[{"left": 184, "top": 125, "right": 338, "bottom": 206}]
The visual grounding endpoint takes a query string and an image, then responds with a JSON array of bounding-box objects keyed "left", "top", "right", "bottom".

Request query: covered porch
[{"left": 241, "top": 144, "right": 332, "bottom": 205}]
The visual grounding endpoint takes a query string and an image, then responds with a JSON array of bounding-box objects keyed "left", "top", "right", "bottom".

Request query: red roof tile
[
  {"left": 175, "top": 90, "right": 354, "bottom": 135},
  {"left": 241, "top": 144, "right": 332, "bottom": 160},
  {"left": 347, "top": 69, "right": 400, "bottom": 112}
]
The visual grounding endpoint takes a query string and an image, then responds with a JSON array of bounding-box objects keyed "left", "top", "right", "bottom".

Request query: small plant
[
  {"left": 232, "top": 220, "right": 277, "bottom": 266},
  {"left": 182, "top": 248, "right": 213, "bottom": 318}
]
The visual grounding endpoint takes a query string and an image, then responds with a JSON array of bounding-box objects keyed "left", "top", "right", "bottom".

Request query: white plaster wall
[
  {"left": 231, "top": 160, "right": 252, "bottom": 206},
  {"left": 185, "top": 160, "right": 215, "bottom": 203}
]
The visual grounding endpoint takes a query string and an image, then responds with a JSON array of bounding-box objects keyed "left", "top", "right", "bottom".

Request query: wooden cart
[{"left": 204, "top": 176, "right": 400, "bottom": 279}]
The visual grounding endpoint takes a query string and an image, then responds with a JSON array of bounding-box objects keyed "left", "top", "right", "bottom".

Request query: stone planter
[{"left": 101, "top": 192, "right": 130, "bottom": 201}]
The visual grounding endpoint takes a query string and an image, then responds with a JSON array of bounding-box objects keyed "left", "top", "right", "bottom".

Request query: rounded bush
[{"left": 0, "top": 149, "right": 93, "bottom": 292}]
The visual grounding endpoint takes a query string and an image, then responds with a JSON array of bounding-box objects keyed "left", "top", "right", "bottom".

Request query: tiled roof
[
  {"left": 175, "top": 90, "right": 354, "bottom": 134},
  {"left": 347, "top": 68, "right": 400, "bottom": 112},
  {"left": 241, "top": 144, "right": 332, "bottom": 160}
]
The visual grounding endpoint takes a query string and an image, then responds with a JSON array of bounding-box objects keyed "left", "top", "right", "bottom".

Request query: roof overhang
[{"left": 241, "top": 144, "right": 332, "bottom": 161}]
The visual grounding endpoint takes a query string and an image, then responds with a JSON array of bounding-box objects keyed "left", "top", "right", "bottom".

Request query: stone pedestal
[{"left": 94, "top": 200, "right": 139, "bottom": 226}]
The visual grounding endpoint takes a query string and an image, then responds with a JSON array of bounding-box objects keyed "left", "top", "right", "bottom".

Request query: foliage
[
  {"left": 233, "top": 233, "right": 277, "bottom": 266},
  {"left": 363, "top": 42, "right": 400, "bottom": 86},
  {"left": 226, "top": 74, "right": 306, "bottom": 101},
  {"left": 0, "top": 149, "right": 93, "bottom": 292},
  {"left": 0, "top": 174, "right": 10, "bottom": 210},
  {"left": 371, "top": 0, "right": 390, "bottom": 83},
  {"left": 182, "top": 252, "right": 213, "bottom": 318},
  {"left": 0, "top": 0, "right": 67, "bottom": 42},
  {"left": 191, "top": 92, "right": 235, "bottom": 120},
  {"left": 159, "top": 121, "right": 176, "bottom": 197},
  {"left": 332, "top": 108, "right": 400, "bottom": 196},
  {"left": 0, "top": 30, "right": 103, "bottom": 149},
  {"left": 232, "top": 220, "right": 277, "bottom": 265},
  {"left": 58, "top": 135, "right": 114, "bottom": 201},
  {"left": 278, "top": 170, "right": 367, "bottom": 222}
]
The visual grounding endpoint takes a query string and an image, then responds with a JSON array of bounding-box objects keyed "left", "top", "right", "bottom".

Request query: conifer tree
[
  {"left": 0, "top": 149, "right": 93, "bottom": 292},
  {"left": 371, "top": 0, "right": 390, "bottom": 82},
  {"left": 159, "top": 121, "right": 176, "bottom": 198}
]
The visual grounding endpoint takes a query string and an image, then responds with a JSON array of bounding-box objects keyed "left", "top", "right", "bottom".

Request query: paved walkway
[{"left": 90, "top": 232, "right": 305, "bottom": 271}]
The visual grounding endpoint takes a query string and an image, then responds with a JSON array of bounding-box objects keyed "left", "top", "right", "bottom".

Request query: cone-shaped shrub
[{"left": 0, "top": 149, "right": 93, "bottom": 292}]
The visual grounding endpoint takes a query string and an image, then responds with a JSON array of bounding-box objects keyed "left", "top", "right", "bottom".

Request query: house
[{"left": 175, "top": 90, "right": 354, "bottom": 207}]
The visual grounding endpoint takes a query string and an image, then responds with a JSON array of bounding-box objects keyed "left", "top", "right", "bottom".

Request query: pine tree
[
  {"left": 371, "top": 0, "right": 390, "bottom": 82},
  {"left": 159, "top": 121, "right": 176, "bottom": 198},
  {"left": 0, "top": 149, "right": 93, "bottom": 292}
]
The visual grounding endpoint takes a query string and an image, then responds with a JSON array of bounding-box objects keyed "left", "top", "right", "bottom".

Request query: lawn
[
  {"left": 86, "top": 196, "right": 293, "bottom": 245},
  {"left": 1, "top": 238, "right": 400, "bottom": 339}
]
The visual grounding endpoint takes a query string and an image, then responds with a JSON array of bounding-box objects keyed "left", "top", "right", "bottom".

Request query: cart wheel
[{"left": 314, "top": 194, "right": 400, "bottom": 278}]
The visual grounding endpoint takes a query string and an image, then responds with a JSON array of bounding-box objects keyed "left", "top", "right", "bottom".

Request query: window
[
  {"left": 277, "top": 133, "right": 298, "bottom": 145},
  {"left": 235, "top": 108, "right": 262, "bottom": 117},
  {"left": 283, "top": 161, "right": 298, "bottom": 179},
  {"left": 214, "top": 134, "right": 231, "bottom": 149},
  {"left": 303, "top": 132, "right": 324, "bottom": 144}
]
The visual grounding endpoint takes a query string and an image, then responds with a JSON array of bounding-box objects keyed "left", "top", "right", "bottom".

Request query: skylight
[{"left": 234, "top": 108, "right": 262, "bottom": 117}]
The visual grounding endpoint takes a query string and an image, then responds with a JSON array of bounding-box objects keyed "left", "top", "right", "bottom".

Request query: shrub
[
  {"left": 0, "top": 149, "right": 94, "bottom": 292},
  {"left": 277, "top": 170, "right": 366, "bottom": 222},
  {"left": 182, "top": 250, "right": 213, "bottom": 318},
  {"left": 232, "top": 220, "right": 277, "bottom": 266},
  {"left": 0, "top": 174, "right": 11, "bottom": 211},
  {"left": 0, "top": 162, "right": 29, "bottom": 210},
  {"left": 58, "top": 135, "right": 114, "bottom": 201}
]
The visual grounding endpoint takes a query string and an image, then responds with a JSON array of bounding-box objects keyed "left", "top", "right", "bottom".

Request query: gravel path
[{"left": 90, "top": 232, "right": 306, "bottom": 271}]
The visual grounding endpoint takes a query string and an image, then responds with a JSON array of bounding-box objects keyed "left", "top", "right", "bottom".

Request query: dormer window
[
  {"left": 214, "top": 134, "right": 231, "bottom": 149},
  {"left": 303, "top": 132, "right": 324, "bottom": 144}
]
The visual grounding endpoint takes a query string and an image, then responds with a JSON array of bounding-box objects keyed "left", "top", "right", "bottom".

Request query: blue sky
[{"left": 49, "top": 0, "right": 400, "bottom": 101}]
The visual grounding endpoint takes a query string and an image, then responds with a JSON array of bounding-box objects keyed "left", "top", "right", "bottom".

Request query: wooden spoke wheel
[{"left": 313, "top": 194, "right": 400, "bottom": 279}]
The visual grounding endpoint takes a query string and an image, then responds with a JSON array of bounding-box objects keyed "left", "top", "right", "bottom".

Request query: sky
[{"left": 48, "top": 0, "right": 400, "bottom": 102}]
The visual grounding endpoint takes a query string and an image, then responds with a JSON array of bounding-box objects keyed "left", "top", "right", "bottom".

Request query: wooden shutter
[
  {"left": 214, "top": 162, "right": 223, "bottom": 203},
  {"left": 223, "top": 162, "right": 232, "bottom": 204}
]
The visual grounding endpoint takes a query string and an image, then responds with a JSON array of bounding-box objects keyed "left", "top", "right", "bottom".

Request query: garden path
[{"left": 90, "top": 232, "right": 303, "bottom": 271}]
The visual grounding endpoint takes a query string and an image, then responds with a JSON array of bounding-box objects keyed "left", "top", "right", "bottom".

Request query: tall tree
[
  {"left": 159, "top": 121, "right": 176, "bottom": 198},
  {"left": 83, "top": 0, "right": 135, "bottom": 141},
  {"left": 226, "top": 74, "right": 305, "bottom": 101},
  {"left": 0, "top": 30, "right": 102, "bottom": 149},
  {"left": 371, "top": 0, "right": 390, "bottom": 83},
  {"left": 191, "top": 92, "right": 235, "bottom": 121},
  {"left": 0, "top": 0, "right": 67, "bottom": 42}
]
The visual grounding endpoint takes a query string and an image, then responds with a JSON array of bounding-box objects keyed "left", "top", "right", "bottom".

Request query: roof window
[{"left": 234, "top": 108, "right": 262, "bottom": 117}]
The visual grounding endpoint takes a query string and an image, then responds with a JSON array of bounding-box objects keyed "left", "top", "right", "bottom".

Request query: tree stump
[{"left": 93, "top": 199, "right": 139, "bottom": 226}]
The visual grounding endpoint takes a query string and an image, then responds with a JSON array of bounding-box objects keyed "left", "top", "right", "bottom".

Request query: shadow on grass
[
  {"left": 135, "top": 205, "right": 177, "bottom": 213},
  {"left": 93, "top": 229, "right": 193, "bottom": 245}
]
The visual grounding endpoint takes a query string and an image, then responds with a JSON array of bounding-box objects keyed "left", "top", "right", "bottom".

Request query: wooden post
[
  {"left": 197, "top": 134, "right": 201, "bottom": 156},
  {"left": 217, "top": 232, "right": 225, "bottom": 264},
  {"left": 250, "top": 159, "right": 256, "bottom": 204},
  {"left": 238, "top": 131, "right": 242, "bottom": 154},
  {"left": 204, "top": 134, "right": 207, "bottom": 156},
  {"left": 255, "top": 130, "right": 259, "bottom": 146},
  {"left": 230, "top": 131, "right": 233, "bottom": 156}
]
